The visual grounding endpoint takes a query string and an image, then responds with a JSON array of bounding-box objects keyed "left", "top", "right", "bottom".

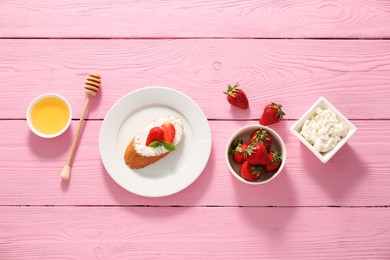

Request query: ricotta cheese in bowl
[
  {"left": 290, "top": 97, "right": 357, "bottom": 163},
  {"left": 300, "top": 108, "right": 348, "bottom": 153}
]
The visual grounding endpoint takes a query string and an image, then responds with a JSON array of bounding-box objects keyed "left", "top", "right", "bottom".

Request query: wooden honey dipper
[{"left": 60, "top": 73, "right": 101, "bottom": 180}]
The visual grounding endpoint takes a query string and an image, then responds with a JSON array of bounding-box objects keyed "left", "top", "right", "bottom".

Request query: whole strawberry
[
  {"left": 239, "top": 161, "right": 264, "bottom": 181},
  {"left": 245, "top": 142, "right": 269, "bottom": 165},
  {"left": 233, "top": 142, "right": 248, "bottom": 164},
  {"left": 249, "top": 128, "right": 273, "bottom": 150},
  {"left": 265, "top": 151, "right": 282, "bottom": 172},
  {"left": 224, "top": 83, "right": 249, "bottom": 109},
  {"left": 259, "top": 102, "right": 285, "bottom": 125}
]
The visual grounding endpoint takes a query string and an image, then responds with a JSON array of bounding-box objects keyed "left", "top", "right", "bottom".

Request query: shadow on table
[
  {"left": 303, "top": 143, "right": 366, "bottom": 202},
  {"left": 27, "top": 128, "right": 74, "bottom": 192},
  {"left": 100, "top": 141, "right": 217, "bottom": 217},
  {"left": 27, "top": 128, "right": 73, "bottom": 159},
  {"left": 228, "top": 104, "right": 252, "bottom": 119},
  {"left": 232, "top": 167, "right": 298, "bottom": 240}
]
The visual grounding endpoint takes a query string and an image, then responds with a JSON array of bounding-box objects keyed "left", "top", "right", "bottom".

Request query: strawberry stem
[
  {"left": 270, "top": 103, "right": 286, "bottom": 118},
  {"left": 223, "top": 83, "right": 240, "bottom": 98}
]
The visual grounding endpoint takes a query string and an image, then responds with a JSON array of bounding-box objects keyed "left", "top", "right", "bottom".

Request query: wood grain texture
[
  {"left": 1, "top": 0, "right": 390, "bottom": 38},
  {"left": 1, "top": 119, "right": 389, "bottom": 207},
  {"left": 0, "top": 39, "right": 389, "bottom": 120},
  {"left": 1, "top": 206, "right": 389, "bottom": 259},
  {"left": 2, "top": 1, "right": 390, "bottom": 257}
]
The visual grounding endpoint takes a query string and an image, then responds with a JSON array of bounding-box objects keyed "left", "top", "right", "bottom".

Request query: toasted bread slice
[{"left": 124, "top": 139, "right": 169, "bottom": 169}]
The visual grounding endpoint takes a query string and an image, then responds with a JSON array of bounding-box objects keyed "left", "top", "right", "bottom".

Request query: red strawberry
[
  {"left": 239, "top": 161, "right": 264, "bottom": 181},
  {"left": 145, "top": 125, "right": 176, "bottom": 151},
  {"left": 232, "top": 142, "right": 249, "bottom": 164},
  {"left": 145, "top": 126, "right": 164, "bottom": 146},
  {"left": 245, "top": 142, "right": 269, "bottom": 165},
  {"left": 259, "top": 102, "right": 285, "bottom": 125},
  {"left": 265, "top": 151, "right": 282, "bottom": 172},
  {"left": 249, "top": 128, "right": 273, "bottom": 150},
  {"left": 223, "top": 83, "right": 249, "bottom": 109},
  {"left": 162, "top": 121, "right": 175, "bottom": 144}
]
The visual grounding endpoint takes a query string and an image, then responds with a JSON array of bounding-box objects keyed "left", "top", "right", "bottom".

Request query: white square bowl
[{"left": 290, "top": 97, "right": 357, "bottom": 163}]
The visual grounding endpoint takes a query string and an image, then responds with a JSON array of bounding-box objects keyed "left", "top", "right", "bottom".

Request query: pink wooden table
[{"left": 1, "top": 1, "right": 390, "bottom": 259}]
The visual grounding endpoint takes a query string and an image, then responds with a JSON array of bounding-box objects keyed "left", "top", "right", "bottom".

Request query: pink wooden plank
[
  {"left": 1, "top": 206, "right": 389, "bottom": 259},
  {"left": 0, "top": 39, "right": 389, "bottom": 120},
  {"left": 0, "top": 119, "right": 389, "bottom": 206},
  {"left": 1, "top": 1, "right": 390, "bottom": 38}
]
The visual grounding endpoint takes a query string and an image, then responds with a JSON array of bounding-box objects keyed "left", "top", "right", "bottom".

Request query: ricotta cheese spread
[
  {"left": 134, "top": 116, "right": 184, "bottom": 156},
  {"left": 300, "top": 108, "right": 348, "bottom": 153}
]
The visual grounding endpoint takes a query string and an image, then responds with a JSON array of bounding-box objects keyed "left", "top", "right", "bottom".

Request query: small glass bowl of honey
[{"left": 27, "top": 93, "right": 72, "bottom": 138}]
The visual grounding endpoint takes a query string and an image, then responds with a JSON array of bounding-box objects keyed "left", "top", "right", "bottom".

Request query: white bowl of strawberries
[{"left": 226, "top": 125, "right": 286, "bottom": 184}]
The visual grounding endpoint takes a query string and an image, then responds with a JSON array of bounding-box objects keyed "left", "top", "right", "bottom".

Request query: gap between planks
[
  {"left": 1, "top": 37, "right": 390, "bottom": 40},
  {"left": 0, "top": 205, "right": 389, "bottom": 208}
]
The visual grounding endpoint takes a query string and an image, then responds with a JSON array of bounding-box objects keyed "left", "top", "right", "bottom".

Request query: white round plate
[{"left": 99, "top": 87, "right": 212, "bottom": 197}]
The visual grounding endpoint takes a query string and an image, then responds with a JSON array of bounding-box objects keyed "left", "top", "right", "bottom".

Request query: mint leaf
[
  {"left": 149, "top": 141, "right": 176, "bottom": 151},
  {"left": 149, "top": 141, "right": 163, "bottom": 148},
  {"left": 162, "top": 142, "right": 176, "bottom": 151}
]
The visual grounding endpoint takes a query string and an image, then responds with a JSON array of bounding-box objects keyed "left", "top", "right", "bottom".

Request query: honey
[{"left": 29, "top": 95, "right": 71, "bottom": 136}]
